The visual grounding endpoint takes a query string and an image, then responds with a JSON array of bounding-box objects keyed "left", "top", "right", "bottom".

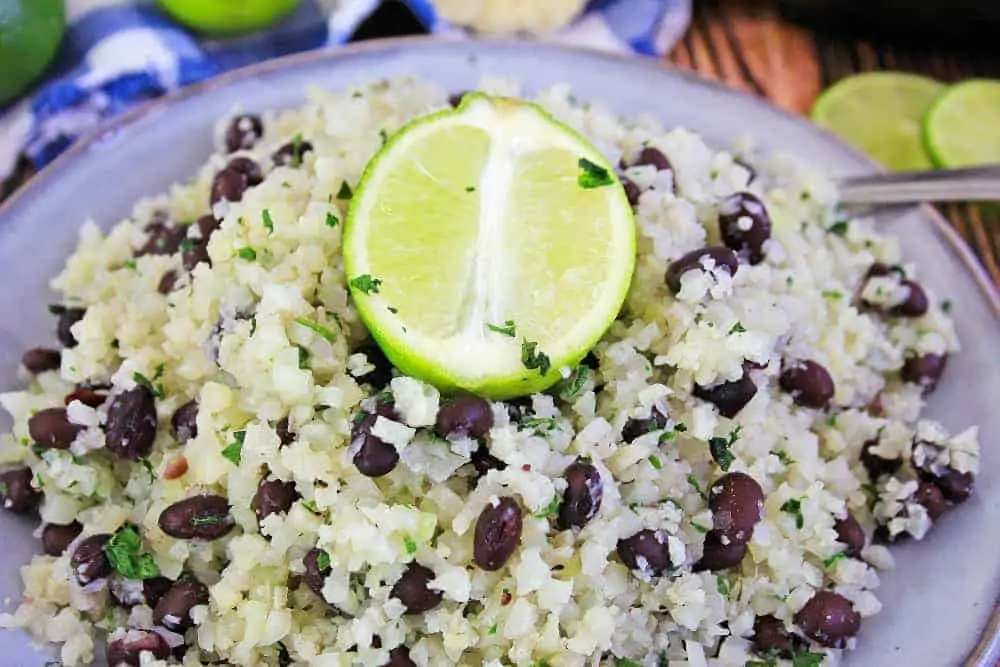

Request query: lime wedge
[
  {"left": 811, "top": 72, "right": 945, "bottom": 171},
  {"left": 924, "top": 80, "right": 1000, "bottom": 168},
  {"left": 0, "top": 0, "right": 66, "bottom": 105},
  {"left": 157, "top": 0, "right": 300, "bottom": 35},
  {"left": 344, "top": 94, "right": 636, "bottom": 399}
]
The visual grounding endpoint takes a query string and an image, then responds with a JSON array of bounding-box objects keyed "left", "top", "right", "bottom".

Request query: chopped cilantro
[
  {"left": 577, "top": 157, "right": 614, "bottom": 189},
  {"left": 297, "top": 345, "right": 311, "bottom": 370},
  {"left": 827, "top": 220, "right": 850, "bottom": 236},
  {"left": 687, "top": 474, "right": 707, "bottom": 499},
  {"left": 316, "top": 550, "right": 331, "bottom": 571},
  {"left": 522, "top": 417, "right": 559, "bottom": 434},
  {"left": 745, "top": 661, "right": 776, "bottom": 667},
  {"left": 674, "top": 423, "right": 687, "bottom": 432},
  {"left": 615, "top": 660, "right": 641, "bottom": 667},
  {"left": 221, "top": 431, "right": 246, "bottom": 465},
  {"left": 488, "top": 623, "right": 498, "bottom": 635},
  {"left": 350, "top": 274, "right": 382, "bottom": 295},
  {"left": 708, "top": 426, "right": 741, "bottom": 471},
  {"left": 237, "top": 247, "right": 257, "bottom": 261},
  {"left": 716, "top": 574, "right": 730, "bottom": 596},
  {"left": 0, "top": 481, "right": 7, "bottom": 497},
  {"left": 558, "top": 365, "right": 589, "bottom": 401},
  {"left": 47, "top": 304, "right": 65, "bottom": 315},
  {"left": 132, "top": 372, "right": 165, "bottom": 399},
  {"left": 822, "top": 552, "right": 847, "bottom": 569},
  {"left": 659, "top": 430, "right": 677, "bottom": 443},
  {"left": 325, "top": 212, "right": 339, "bottom": 227},
  {"left": 729, "top": 321, "right": 747, "bottom": 334},
  {"left": 122, "top": 259, "right": 137, "bottom": 271},
  {"left": 826, "top": 413, "right": 838, "bottom": 427},
  {"left": 465, "top": 186, "right": 476, "bottom": 192},
  {"left": 301, "top": 500, "right": 320, "bottom": 514},
  {"left": 786, "top": 275, "right": 794, "bottom": 287},
  {"left": 822, "top": 289, "right": 844, "bottom": 300},
  {"left": 336, "top": 180, "right": 353, "bottom": 200},
  {"left": 781, "top": 498, "right": 804, "bottom": 529},
  {"left": 775, "top": 450, "right": 793, "bottom": 465},
  {"left": 521, "top": 339, "right": 551, "bottom": 376},
  {"left": 791, "top": 651, "right": 826, "bottom": 667},
  {"left": 941, "top": 299, "right": 953, "bottom": 313},
  {"left": 387, "top": 306, "right": 399, "bottom": 314},
  {"left": 379, "top": 129, "right": 388, "bottom": 145},
  {"left": 295, "top": 317, "right": 336, "bottom": 342},
  {"left": 487, "top": 320, "right": 516, "bottom": 337},
  {"left": 534, "top": 496, "right": 563, "bottom": 519},
  {"left": 104, "top": 525, "right": 160, "bottom": 580},
  {"left": 691, "top": 521, "right": 709, "bottom": 533},
  {"left": 403, "top": 535, "right": 418, "bottom": 555},
  {"left": 179, "top": 238, "right": 196, "bottom": 251},
  {"left": 290, "top": 133, "right": 304, "bottom": 167},
  {"left": 648, "top": 455, "right": 663, "bottom": 470},
  {"left": 262, "top": 209, "right": 275, "bottom": 234}
]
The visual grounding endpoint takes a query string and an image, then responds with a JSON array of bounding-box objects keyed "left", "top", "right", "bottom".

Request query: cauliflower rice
[{"left": 0, "top": 76, "right": 981, "bottom": 667}]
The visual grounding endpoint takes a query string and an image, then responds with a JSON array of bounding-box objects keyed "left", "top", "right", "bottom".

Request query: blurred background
[{"left": 2, "top": 0, "right": 1000, "bottom": 283}]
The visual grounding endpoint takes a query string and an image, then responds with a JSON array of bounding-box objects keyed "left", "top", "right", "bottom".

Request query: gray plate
[{"left": 0, "top": 38, "right": 998, "bottom": 667}]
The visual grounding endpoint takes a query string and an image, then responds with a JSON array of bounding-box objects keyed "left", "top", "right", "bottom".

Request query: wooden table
[{"left": 674, "top": 0, "right": 1000, "bottom": 286}]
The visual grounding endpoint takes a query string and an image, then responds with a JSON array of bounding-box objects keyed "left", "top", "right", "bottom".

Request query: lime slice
[
  {"left": 344, "top": 94, "right": 635, "bottom": 399},
  {"left": 157, "top": 0, "right": 300, "bottom": 35},
  {"left": 811, "top": 72, "right": 945, "bottom": 171},
  {"left": 924, "top": 80, "right": 1000, "bottom": 168},
  {"left": 0, "top": 0, "right": 66, "bottom": 105}
]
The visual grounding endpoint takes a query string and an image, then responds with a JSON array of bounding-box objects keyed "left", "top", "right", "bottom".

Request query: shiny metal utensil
[{"left": 838, "top": 165, "right": 1000, "bottom": 206}]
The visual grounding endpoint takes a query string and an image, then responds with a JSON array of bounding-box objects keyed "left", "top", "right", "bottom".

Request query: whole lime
[
  {"left": 0, "top": 0, "right": 66, "bottom": 105},
  {"left": 158, "top": 0, "right": 302, "bottom": 36}
]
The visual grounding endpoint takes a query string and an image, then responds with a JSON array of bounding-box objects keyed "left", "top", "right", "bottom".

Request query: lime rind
[
  {"left": 344, "top": 93, "right": 635, "bottom": 399},
  {"left": 923, "top": 79, "right": 1000, "bottom": 169}
]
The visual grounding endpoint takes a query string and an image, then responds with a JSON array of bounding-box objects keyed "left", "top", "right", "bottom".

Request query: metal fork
[{"left": 838, "top": 165, "right": 1000, "bottom": 206}]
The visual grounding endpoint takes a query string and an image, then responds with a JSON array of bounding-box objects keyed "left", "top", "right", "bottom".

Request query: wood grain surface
[{"left": 674, "top": 0, "right": 1000, "bottom": 286}]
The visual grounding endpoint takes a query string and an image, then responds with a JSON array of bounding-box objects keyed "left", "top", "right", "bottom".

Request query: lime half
[
  {"left": 157, "top": 0, "right": 300, "bottom": 35},
  {"left": 924, "top": 80, "right": 1000, "bottom": 168},
  {"left": 0, "top": 0, "right": 66, "bottom": 105},
  {"left": 811, "top": 72, "right": 945, "bottom": 171},
  {"left": 344, "top": 94, "right": 636, "bottom": 399}
]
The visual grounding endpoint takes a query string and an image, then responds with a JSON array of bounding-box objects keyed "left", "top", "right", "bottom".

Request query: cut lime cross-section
[
  {"left": 343, "top": 94, "right": 636, "bottom": 399},
  {"left": 811, "top": 72, "right": 945, "bottom": 171},
  {"left": 924, "top": 79, "right": 1000, "bottom": 168}
]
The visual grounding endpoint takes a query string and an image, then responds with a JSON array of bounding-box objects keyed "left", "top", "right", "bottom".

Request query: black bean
[
  {"left": 752, "top": 615, "right": 795, "bottom": 659},
  {"left": 632, "top": 147, "right": 672, "bottom": 173},
  {"left": 273, "top": 140, "right": 314, "bottom": 167},
  {"left": 616, "top": 529, "right": 672, "bottom": 576},
  {"left": 718, "top": 192, "right": 772, "bottom": 264},
  {"left": 210, "top": 167, "right": 250, "bottom": 206},
  {"left": 556, "top": 460, "right": 603, "bottom": 531},
  {"left": 29, "top": 407, "right": 83, "bottom": 450},
  {"left": 227, "top": 156, "right": 264, "bottom": 186},
  {"left": 779, "top": 359, "right": 835, "bottom": 409},
  {"left": 913, "top": 480, "right": 947, "bottom": 521},
  {"left": 889, "top": 279, "right": 929, "bottom": 317},
  {"left": 252, "top": 478, "right": 299, "bottom": 522},
  {"left": 106, "top": 629, "right": 171, "bottom": 665},
  {"left": 473, "top": 497, "right": 523, "bottom": 571},
  {"left": 21, "top": 348, "right": 61, "bottom": 374},
  {"left": 64, "top": 387, "right": 107, "bottom": 408},
  {"left": 860, "top": 439, "right": 902, "bottom": 480},
  {"left": 693, "top": 530, "right": 747, "bottom": 572},
  {"left": 448, "top": 91, "right": 471, "bottom": 108},
  {"left": 302, "top": 547, "right": 331, "bottom": 598},
  {"left": 276, "top": 417, "right": 295, "bottom": 446},
  {"left": 504, "top": 397, "right": 532, "bottom": 426},
  {"left": 351, "top": 413, "right": 399, "bottom": 477},
  {"left": 153, "top": 578, "right": 209, "bottom": 631},
  {"left": 794, "top": 591, "right": 860, "bottom": 648},
  {"left": 137, "top": 218, "right": 186, "bottom": 257},
  {"left": 693, "top": 370, "right": 757, "bottom": 418},
  {"left": 158, "top": 495, "right": 234, "bottom": 540},
  {"left": 105, "top": 386, "right": 158, "bottom": 460},
  {"left": 171, "top": 400, "right": 198, "bottom": 444},
  {"left": 109, "top": 574, "right": 173, "bottom": 608},
  {"left": 901, "top": 353, "right": 947, "bottom": 393},
  {"left": 391, "top": 562, "right": 443, "bottom": 614},
  {"left": 56, "top": 307, "right": 86, "bottom": 347},
  {"left": 180, "top": 215, "right": 219, "bottom": 271},
  {"left": 41, "top": 521, "right": 83, "bottom": 555},
  {"left": 834, "top": 513, "right": 865, "bottom": 558},
  {"left": 622, "top": 406, "right": 669, "bottom": 443},
  {"left": 622, "top": 177, "right": 642, "bottom": 206},
  {"left": 435, "top": 395, "right": 494, "bottom": 440},
  {"left": 709, "top": 472, "right": 765, "bottom": 545},
  {"left": 470, "top": 443, "right": 507, "bottom": 478},
  {"left": 71, "top": 534, "right": 112, "bottom": 585},
  {"left": 157, "top": 270, "right": 178, "bottom": 294},
  {"left": 0, "top": 467, "right": 40, "bottom": 514},
  {"left": 928, "top": 468, "right": 974, "bottom": 504},
  {"left": 385, "top": 646, "right": 416, "bottom": 667},
  {"left": 224, "top": 114, "right": 263, "bottom": 153},
  {"left": 355, "top": 343, "right": 394, "bottom": 389},
  {"left": 665, "top": 246, "right": 740, "bottom": 295}
]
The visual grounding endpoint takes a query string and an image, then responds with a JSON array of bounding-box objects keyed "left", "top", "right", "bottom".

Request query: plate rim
[{"left": 0, "top": 35, "right": 997, "bottom": 666}]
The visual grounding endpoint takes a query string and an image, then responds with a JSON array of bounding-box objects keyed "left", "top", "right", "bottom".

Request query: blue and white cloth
[{"left": 0, "top": 0, "right": 691, "bottom": 184}]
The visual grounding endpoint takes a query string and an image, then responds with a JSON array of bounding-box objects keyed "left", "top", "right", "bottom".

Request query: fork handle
[{"left": 838, "top": 165, "right": 1000, "bottom": 205}]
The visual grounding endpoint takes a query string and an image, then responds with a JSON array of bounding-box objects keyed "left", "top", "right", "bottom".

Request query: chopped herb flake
[
  {"left": 941, "top": 299, "right": 953, "bottom": 313},
  {"left": 775, "top": 450, "right": 793, "bottom": 465},
  {"left": 350, "top": 274, "right": 382, "bottom": 295},
  {"left": 822, "top": 289, "right": 844, "bottom": 300},
  {"left": 387, "top": 306, "right": 399, "bottom": 314},
  {"left": 122, "top": 259, "right": 137, "bottom": 270},
  {"left": 403, "top": 535, "right": 418, "bottom": 555},
  {"left": 708, "top": 426, "right": 740, "bottom": 471},
  {"left": 522, "top": 417, "right": 559, "bottom": 434},
  {"left": 487, "top": 320, "right": 516, "bottom": 337},
  {"left": 534, "top": 496, "right": 563, "bottom": 519},
  {"left": 336, "top": 181, "right": 353, "bottom": 200},
  {"left": 781, "top": 498, "right": 804, "bottom": 529},
  {"left": 297, "top": 345, "right": 311, "bottom": 370},
  {"left": 791, "top": 651, "right": 826, "bottom": 667},
  {"left": 290, "top": 133, "right": 304, "bottom": 167},
  {"left": 465, "top": 186, "right": 476, "bottom": 192},
  {"left": 674, "top": 423, "right": 687, "bottom": 432},
  {"left": 827, "top": 220, "right": 850, "bottom": 236},
  {"left": 558, "top": 365, "right": 589, "bottom": 401},
  {"left": 133, "top": 372, "right": 165, "bottom": 399},
  {"left": 691, "top": 521, "right": 709, "bottom": 533},
  {"left": 222, "top": 431, "right": 245, "bottom": 465},
  {"left": 687, "top": 474, "right": 707, "bottom": 499},
  {"left": 179, "top": 238, "right": 196, "bottom": 251},
  {"left": 325, "top": 212, "right": 339, "bottom": 227},
  {"left": 262, "top": 209, "right": 275, "bottom": 234},
  {"left": 615, "top": 660, "right": 641, "bottom": 667},
  {"left": 826, "top": 413, "right": 838, "bottom": 427},
  {"left": 648, "top": 455, "right": 663, "bottom": 470},
  {"left": 822, "top": 552, "right": 847, "bottom": 569},
  {"left": 520, "top": 339, "right": 551, "bottom": 376},
  {"left": 301, "top": 500, "right": 320, "bottom": 514},
  {"left": 104, "top": 525, "right": 160, "bottom": 580},
  {"left": 294, "top": 317, "right": 336, "bottom": 342},
  {"left": 729, "top": 322, "right": 747, "bottom": 334},
  {"left": 716, "top": 574, "right": 730, "bottom": 596},
  {"left": 577, "top": 157, "right": 614, "bottom": 189},
  {"left": 315, "top": 550, "right": 331, "bottom": 571},
  {"left": 745, "top": 661, "right": 776, "bottom": 667},
  {"left": 379, "top": 129, "right": 388, "bottom": 145},
  {"left": 237, "top": 247, "right": 257, "bottom": 261},
  {"left": 488, "top": 623, "right": 498, "bottom": 635}
]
